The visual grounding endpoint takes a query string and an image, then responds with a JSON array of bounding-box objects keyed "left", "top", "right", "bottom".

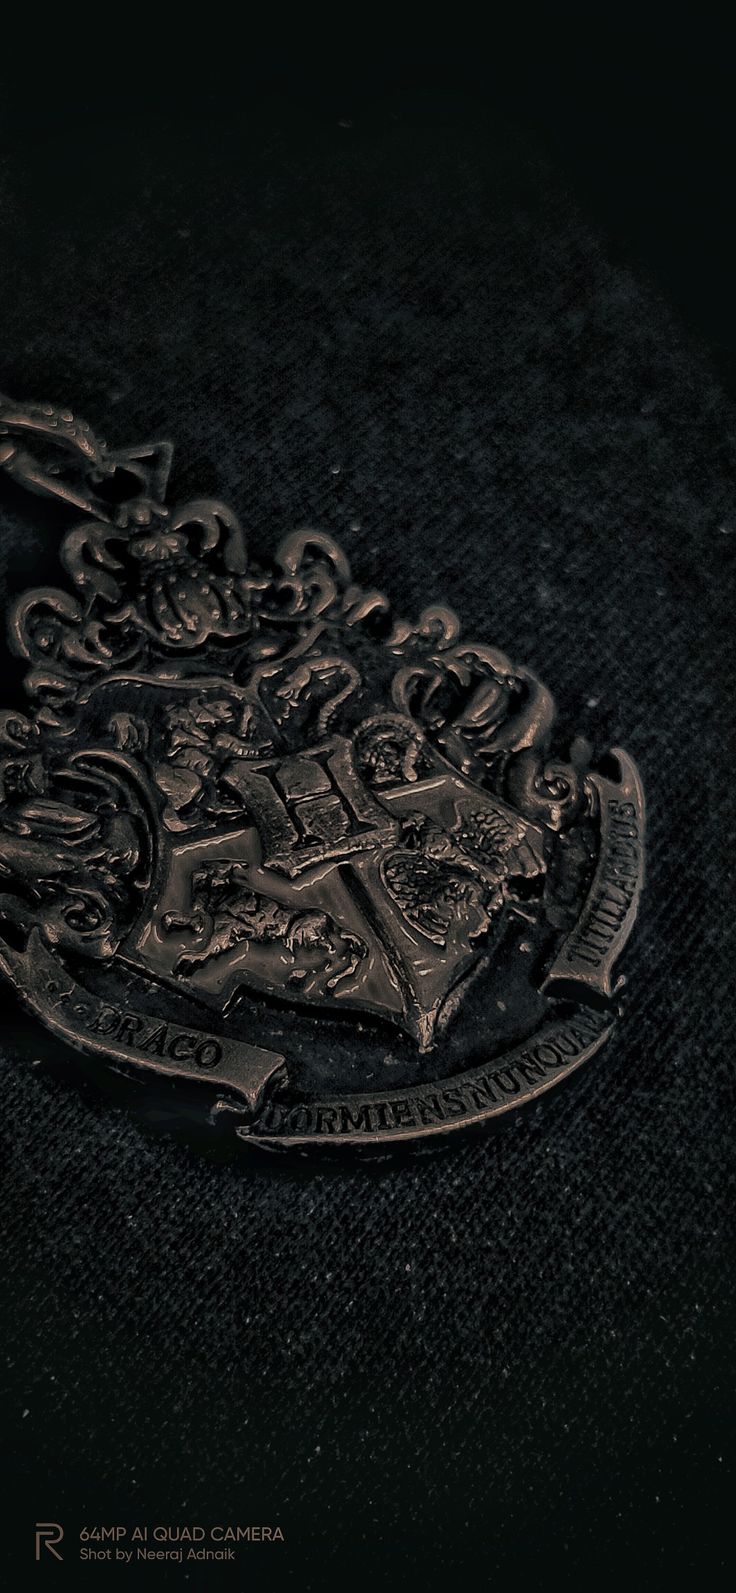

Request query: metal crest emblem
[{"left": 0, "top": 396, "right": 645, "bottom": 1149}]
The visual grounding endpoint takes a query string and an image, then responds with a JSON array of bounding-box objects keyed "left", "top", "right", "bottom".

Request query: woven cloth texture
[{"left": 0, "top": 105, "right": 733, "bottom": 1586}]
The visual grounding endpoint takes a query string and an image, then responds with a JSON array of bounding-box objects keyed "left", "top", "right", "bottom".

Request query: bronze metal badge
[{"left": 0, "top": 395, "right": 644, "bottom": 1150}]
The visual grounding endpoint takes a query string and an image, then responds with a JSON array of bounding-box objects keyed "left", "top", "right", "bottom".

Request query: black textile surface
[{"left": 0, "top": 83, "right": 734, "bottom": 1587}]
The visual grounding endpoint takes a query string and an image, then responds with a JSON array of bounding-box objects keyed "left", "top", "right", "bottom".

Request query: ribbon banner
[
  {"left": 244, "top": 1006, "right": 612, "bottom": 1145},
  {"left": 3, "top": 929, "right": 286, "bottom": 1117},
  {"left": 542, "top": 748, "right": 645, "bottom": 1003}
]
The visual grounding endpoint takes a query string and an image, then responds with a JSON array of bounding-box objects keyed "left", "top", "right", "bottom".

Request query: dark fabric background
[{"left": 0, "top": 58, "right": 734, "bottom": 1589}]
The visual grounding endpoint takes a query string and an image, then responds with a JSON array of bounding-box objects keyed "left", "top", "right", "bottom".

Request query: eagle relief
[{"left": 0, "top": 396, "right": 644, "bottom": 1148}]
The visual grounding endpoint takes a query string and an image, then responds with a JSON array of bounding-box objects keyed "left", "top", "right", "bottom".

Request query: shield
[{"left": 132, "top": 727, "right": 546, "bottom": 1049}]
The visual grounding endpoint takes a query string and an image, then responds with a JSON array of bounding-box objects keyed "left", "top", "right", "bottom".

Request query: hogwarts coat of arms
[{"left": 0, "top": 396, "right": 644, "bottom": 1148}]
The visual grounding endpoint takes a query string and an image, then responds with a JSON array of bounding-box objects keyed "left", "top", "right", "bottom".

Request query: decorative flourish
[
  {"left": 9, "top": 585, "right": 136, "bottom": 679},
  {"left": 0, "top": 741, "right": 154, "bottom": 960},
  {"left": 58, "top": 499, "right": 248, "bottom": 649}
]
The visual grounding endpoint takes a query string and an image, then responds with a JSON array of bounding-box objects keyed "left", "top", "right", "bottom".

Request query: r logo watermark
[{"left": 35, "top": 1524, "right": 63, "bottom": 1561}]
